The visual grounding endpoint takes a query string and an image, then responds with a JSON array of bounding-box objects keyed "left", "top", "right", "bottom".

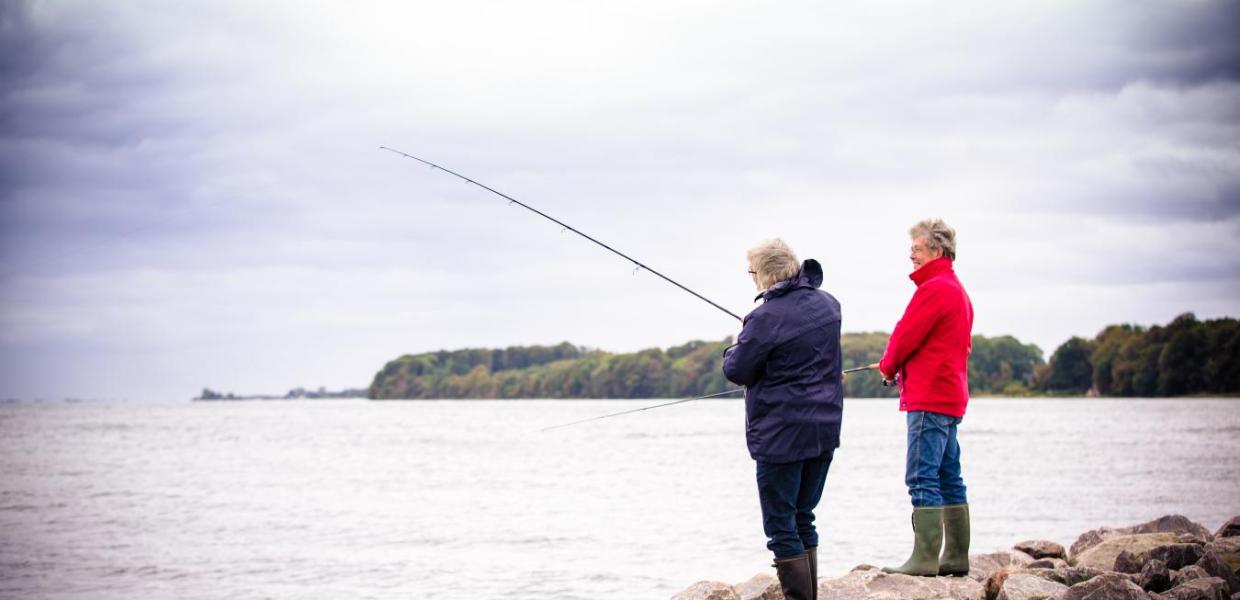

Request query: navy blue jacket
[{"left": 722, "top": 259, "right": 843, "bottom": 464}]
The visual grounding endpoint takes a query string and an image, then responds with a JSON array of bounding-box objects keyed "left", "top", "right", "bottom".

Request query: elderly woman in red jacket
[{"left": 872, "top": 219, "right": 974, "bottom": 577}]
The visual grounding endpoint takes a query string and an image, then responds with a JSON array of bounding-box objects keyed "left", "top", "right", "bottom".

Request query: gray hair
[
  {"left": 747, "top": 238, "right": 800, "bottom": 289},
  {"left": 909, "top": 218, "right": 957, "bottom": 260}
]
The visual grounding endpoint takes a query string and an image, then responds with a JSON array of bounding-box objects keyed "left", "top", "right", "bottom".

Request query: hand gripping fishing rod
[{"left": 380, "top": 146, "right": 742, "bottom": 322}]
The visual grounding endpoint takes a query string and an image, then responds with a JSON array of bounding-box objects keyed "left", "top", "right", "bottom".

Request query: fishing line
[
  {"left": 541, "top": 366, "right": 875, "bottom": 431},
  {"left": 540, "top": 388, "right": 744, "bottom": 432}
]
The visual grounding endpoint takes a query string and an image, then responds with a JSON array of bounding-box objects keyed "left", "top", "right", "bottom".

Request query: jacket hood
[{"left": 756, "top": 259, "right": 823, "bottom": 302}]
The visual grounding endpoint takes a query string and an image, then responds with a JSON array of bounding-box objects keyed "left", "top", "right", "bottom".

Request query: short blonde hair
[
  {"left": 747, "top": 238, "right": 800, "bottom": 289},
  {"left": 909, "top": 218, "right": 957, "bottom": 260}
]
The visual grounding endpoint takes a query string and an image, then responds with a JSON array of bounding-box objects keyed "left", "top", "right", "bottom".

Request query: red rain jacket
[{"left": 879, "top": 257, "right": 974, "bottom": 417}]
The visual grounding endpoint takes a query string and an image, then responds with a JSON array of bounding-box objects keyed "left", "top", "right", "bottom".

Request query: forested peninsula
[{"left": 368, "top": 313, "right": 1238, "bottom": 399}]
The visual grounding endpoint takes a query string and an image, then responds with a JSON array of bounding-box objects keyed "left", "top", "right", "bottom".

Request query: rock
[
  {"left": 1030, "top": 567, "right": 1110, "bottom": 588},
  {"left": 733, "top": 573, "right": 780, "bottom": 600},
  {"left": 1140, "top": 560, "right": 1173, "bottom": 593},
  {"left": 1017, "top": 541, "right": 1068, "bottom": 561},
  {"left": 1216, "top": 519, "right": 1240, "bottom": 540},
  {"left": 817, "top": 567, "right": 985, "bottom": 600},
  {"left": 1061, "top": 573, "right": 1149, "bottom": 600},
  {"left": 969, "top": 551, "right": 1038, "bottom": 581},
  {"left": 1204, "top": 539, "right": 1240, "bottom": 573},
  {"left": 1116, "top": 551, "right": 1146, "bottom": 574},
  {"left": 1166, "top": 577, "right": 1230, "bottom": 600},
  {"left": 986, "top": 568, "right": 1016, "bottom": 600},
  {"left": 1149, "top": 545, "right": 1208, "bottom": 571},
  {"left": 1074, "top": 534, "right": 1183, "bottom": 570},
  {"left": 1197, "top": 552, "right": 1240, "bottom": 595},
  {"left": 997, "top": 572, "right": 1070, "bottom": 600},
  {"left": 1072, "top": 517, "right": 1215, "bottom": 559},
  {"left": 1131, "top": 517, "right": 1213, "bottom": 543},
  {"left": 671, "top": 581, "right": 741, "bottom": 600},
  {"left": 1175, "top": 567, "right": 1213, "bottom": 587},
  {"left": 1030, "top": 559, "right": 1070, "bottom": 570}
]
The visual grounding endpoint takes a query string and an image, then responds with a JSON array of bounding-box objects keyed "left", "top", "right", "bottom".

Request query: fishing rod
[
  {"left": 543, "top": 366, "right": 876, "bottom": 431},
  {"left": 540, "top": 388, "right": 745, "bottom": 432},
  {"left": 380, "top": 146, "right": 742, "bottom": 322}
]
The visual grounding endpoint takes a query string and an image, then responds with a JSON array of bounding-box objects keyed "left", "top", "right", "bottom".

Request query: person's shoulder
[
  {"left": 814, "top": 288, "right": 842, "bottom": 312},
  {"left": 746, "top": 301, "right": 777, "bottom": 323}
]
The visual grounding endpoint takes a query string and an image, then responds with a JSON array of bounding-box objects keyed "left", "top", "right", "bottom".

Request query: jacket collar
[
  {"left": 910, "top": 257, "right": 953, "bottom": 286},
  {"left": 755, "top": 259, "right": 823, "bottom": 302}
]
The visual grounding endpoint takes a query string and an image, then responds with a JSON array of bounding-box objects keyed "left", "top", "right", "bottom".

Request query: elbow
[{"left": 722, "top": 363, "right": 755, "bottom": 387}]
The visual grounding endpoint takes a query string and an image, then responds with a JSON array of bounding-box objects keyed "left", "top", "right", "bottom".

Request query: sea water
[{"left": 2, "top": 398, "right": 1238, "bottom": 599}]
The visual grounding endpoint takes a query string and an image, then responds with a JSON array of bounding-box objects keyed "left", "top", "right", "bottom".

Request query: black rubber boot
[
  {"left": 807, "top": 546, "right": 819, "bottom": 600},
  {"left": 882, "top": 507, "right": 943, "bottom": 576},
  {"left": 938, "top": 504, "right": 970, "bottom": 576},
  {"left": 774, "top": 553, "right": 815, "bottom": 600}
]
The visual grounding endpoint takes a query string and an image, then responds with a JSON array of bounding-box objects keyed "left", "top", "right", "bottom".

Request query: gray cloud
[{"left": 1, "top": 0, "right": 1239, "bottom": 400}]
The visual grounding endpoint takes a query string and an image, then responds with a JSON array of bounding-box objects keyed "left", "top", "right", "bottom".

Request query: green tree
[{"left": 1043, "top": 337, "right": 1094, "bottom": 393}]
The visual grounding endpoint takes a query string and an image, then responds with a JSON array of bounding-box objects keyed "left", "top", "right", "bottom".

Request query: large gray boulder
[
  {"left": 1028, "top": 567, "right": 1110, "bottom": 588},
  {"left": 1139, "top": 559, "right": 1173, "bottom": 593},
  {"left": 1015, "top": 541, "right": 1068, "bottom": 561},
  {"left": 968, "top": 550, "right": 1038, "bottom": 581},
  {"left": 733, "top": 573, "right": 780, "bottom": 600},
  {"left": 1114, "top": 550, "right": 1144, "bottom": 574},
  {"left": 1166, "top": 578, "right": 1230, "bottom": 600},
  {"left": 1214, "top": 518, "right": 1240, "bottom": 540},
  {"left": 1197, "top": 552, "right": 1240, "bottom": 595},
  {"left": 996, "top": 572, "right": 1069, "bottom": 600},
  {"left": 1072, "top": 533, "right": 1181, "bottom": 570},
  {"left": 817, "top": 567, "right": 985, "bottom": 600},
  {"left": 1175, "top": 566, "right": 1213, "bottom": 587},
  {"left": 1029, "top": 559, "right": 1070, "bottom": 570},
  {"left": 671, "top": 581, "right": 742, "bottom": 600},
  {"left": 1071, "top": 516, "right": 1214, "bottom": 559},
  {"left": 1060, "top": 573, "right": 1148, "bottom": 600},
  {"left": 1149, "top": 544, "right": 1208, "bottom": 571},
  {"left": 1204, "top": 538, "right": 1240, "bottom": 572}
]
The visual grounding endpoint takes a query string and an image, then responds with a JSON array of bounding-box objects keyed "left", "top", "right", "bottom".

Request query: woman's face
[{"left": 748, "top": 264, "right": 762, "bottom": 291}]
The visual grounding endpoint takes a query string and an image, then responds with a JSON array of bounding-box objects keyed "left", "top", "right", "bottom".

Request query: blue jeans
[
  {"left": 905, "top": 411, "right": 967, "bottom": 507},
  {"left": 756, "top": 451, "right": 834, "bottom": 558}
]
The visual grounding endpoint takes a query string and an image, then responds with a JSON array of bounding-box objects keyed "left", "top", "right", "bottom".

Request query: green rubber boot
[
  {"left": 938, "top": 504, "right": 971, "bottom": 576},
  {"left": 882, "top": 507, "right": 943, "bottom": 576}
]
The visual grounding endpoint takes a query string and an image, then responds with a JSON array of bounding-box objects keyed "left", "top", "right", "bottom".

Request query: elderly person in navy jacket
[{"left": 723, "top": 238, "right": 843, "bottom": 600}]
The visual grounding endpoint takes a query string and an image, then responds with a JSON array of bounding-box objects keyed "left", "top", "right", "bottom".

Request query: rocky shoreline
[{"left": 672, "top": 514, "right": 1240, "bottom": 600}]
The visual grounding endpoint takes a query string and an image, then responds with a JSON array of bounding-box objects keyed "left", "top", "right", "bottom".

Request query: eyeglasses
[{"left": 747, "top": 270, "right": 757, "bottom": 275}]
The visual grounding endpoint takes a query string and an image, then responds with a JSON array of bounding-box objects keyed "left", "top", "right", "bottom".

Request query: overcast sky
[{"left": 2, "top": 0, "right": 1238, "bottom": 401}]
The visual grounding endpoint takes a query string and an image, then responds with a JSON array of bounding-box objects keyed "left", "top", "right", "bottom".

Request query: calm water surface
[{"left": 2, "top": 398, "right": 1238, "bottom": 600}]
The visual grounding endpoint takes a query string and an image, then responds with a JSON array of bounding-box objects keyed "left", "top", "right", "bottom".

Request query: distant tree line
[
  {"left": 1037, "top": 313, "right": 1239, "bottom": 396},
  {"left": 367, "top": 333, "right": 1047, "bottom": 399},
  {"left": 195, "top": 386, "right": 366, "bottom": 401}
]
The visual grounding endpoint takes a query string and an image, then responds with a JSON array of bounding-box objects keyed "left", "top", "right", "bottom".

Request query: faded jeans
[
  {"left": 756, "top": 450, "right": 834, "bottom": 557},
  {"left": 905, "top": 410, "right": 967, "bottom": 507}
]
